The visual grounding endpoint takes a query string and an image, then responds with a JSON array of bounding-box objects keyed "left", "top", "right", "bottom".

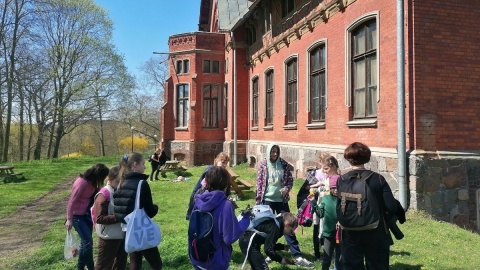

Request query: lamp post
[{"left": 130, "top": 126, "right": 135, "bottom": 152}]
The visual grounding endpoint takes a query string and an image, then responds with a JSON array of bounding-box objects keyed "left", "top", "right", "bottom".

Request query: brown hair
[
  {"left": 282, "top": 212, "right": 298, "bottom": 228},
  {"left": 214, "top": 152, "right": 230, "bottom": 166},
  {"left": 106, "top": 165, "right": 120, "bottom": 183},
  {"left": 118, "top": 152, "right": 144, "bottom": 188},
  {"left": 344, "top": 142, "right": 371, "bottom": 166},
  {"left": 205, "top": 166, "right": 231, "bottom": 192},
  {"left": 80, "top": 163, "right": 109, "bottom": 189}
]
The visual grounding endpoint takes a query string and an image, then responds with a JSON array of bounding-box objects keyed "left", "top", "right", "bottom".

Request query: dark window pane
[
  {"left": 203, "top": 60, "right": 210, "bottom": 73},
  {"left": 212, "top": 61, "right": 220, "bottom": 73}
]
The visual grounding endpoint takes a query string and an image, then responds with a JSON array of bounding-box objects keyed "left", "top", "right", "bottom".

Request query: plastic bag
[{"left": 64, "top": 230, "right": 79, "bottom": 260}]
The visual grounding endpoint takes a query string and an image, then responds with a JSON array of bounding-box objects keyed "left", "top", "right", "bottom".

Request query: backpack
[
  {"left": 188, "top": 209, "right": 215, "bottom": 262},
  {"left": 245, "top": 205, "right": 280, "bottom": 235},
  {"left": 336, "top": 170, "right": 380, "bottom": 231},
  {"left": 90, "top": 186, "right": 124, "bottom": 239},
  {"left": 297, "top": 199, "right": 314, "bottom": 227},
  {"left": 296, "top": 169, "right": 319, "bottom": 208}
]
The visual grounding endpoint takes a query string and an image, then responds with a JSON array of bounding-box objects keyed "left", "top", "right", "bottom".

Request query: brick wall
[{"left": 411, "top": 0, "right": 480, "bottom": 151}]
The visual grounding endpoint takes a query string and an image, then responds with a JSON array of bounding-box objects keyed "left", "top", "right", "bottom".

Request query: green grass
[{"left": 1, "top": 159, "right": 480, "bottom": 269}]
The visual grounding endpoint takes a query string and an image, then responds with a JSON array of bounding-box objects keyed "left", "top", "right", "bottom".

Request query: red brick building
[{"left": 162, "top": 0, "right": 480, "bottom": 229}]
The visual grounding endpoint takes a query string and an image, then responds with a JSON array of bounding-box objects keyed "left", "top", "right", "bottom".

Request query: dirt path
[{"left": 0, "top": 176, "right": 75, "bottom": 264}]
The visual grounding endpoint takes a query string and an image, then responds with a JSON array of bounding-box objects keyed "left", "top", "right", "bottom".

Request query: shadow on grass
[
  {"left": 2, "top": 176, "right": 28, "bottom": 184},
  {"left": 390, "top": 262, "right": 423, "bottom": 270},
  {"left": 391, "top": 250, "right": 411, "bottom": 256}
]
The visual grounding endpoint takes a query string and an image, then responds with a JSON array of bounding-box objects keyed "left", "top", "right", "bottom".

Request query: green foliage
[{"left": 1, "top": 160, "right": 480, "bottom": 269}]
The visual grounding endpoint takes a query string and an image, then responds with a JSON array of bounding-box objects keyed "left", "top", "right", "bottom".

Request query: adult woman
[
  {"left": 339, "top": 142, "right": 401, "bottom": 269},
  {"left": 113, "top": 153, "right": 162, "bottom": 270},
  {"left": 149, "top": 148, "right": 161, "bottom": 181},
  {"left": 65, "top": 163, "right": 109, "bottom": 270},
  {"left": 186, "top": 152, "right": 230, "bottom": 220}
]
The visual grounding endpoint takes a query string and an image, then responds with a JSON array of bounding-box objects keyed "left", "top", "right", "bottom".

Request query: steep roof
[{"left": 218, "top": 0, "right": 256, "bottom": 31}]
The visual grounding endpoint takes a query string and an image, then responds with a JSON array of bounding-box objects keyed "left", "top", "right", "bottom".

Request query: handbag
[
  {"left": 124, "top": 180, "right": 162, "bottom": 253},
  {"left": 93, "top": 185, "right": 124, "bottom": 240}
]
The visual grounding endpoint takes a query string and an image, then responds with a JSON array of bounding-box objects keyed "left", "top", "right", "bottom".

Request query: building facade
[{"left": 162, "top": 0, "right": 480, "bottom": 230}]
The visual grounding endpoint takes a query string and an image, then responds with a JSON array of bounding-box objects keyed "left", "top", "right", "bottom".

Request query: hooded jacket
[
  {"left": 189, "top": 190, "right": 250, "bottom": 270},
  {"left": 255, "top": 144, "right": 294, "bottom": 205}
]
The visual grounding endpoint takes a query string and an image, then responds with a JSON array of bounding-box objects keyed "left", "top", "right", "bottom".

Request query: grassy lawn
[{"left": 1, "top": 157, "right": 479, "bottom": 269}]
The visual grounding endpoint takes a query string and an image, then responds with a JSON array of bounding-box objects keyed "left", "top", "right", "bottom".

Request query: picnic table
[
  {"left": 0, "top": 166, "right": 24, "bottom": 183},
  {"left": 227, "top": 168, "right": 253, "bottom": 196},
  {"left": 158, "top": 160, "right": 187, "bottom": 177}
]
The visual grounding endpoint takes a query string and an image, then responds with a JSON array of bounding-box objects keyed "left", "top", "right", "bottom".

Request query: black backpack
[
  {"left": 336, "top": 170, "right": 380, "bottom": 231},
  {"left": 188, "top": 210, "right": 215, "bottom": 262}
]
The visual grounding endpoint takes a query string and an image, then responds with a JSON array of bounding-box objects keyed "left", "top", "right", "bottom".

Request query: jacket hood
[
  {"left": 194, "top": 190, "right": 227, "bottom": 212},
  {"left": 266, "top": 143, "right": 280, "bottom": 160}
]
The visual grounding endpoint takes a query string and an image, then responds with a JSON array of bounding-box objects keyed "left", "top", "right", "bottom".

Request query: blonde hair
[
  {"left": 282, "top": 212, "right": 298, "bottom": 228},
  {"left": 319, "top": 152, "right": 341, "bottom": 175},
  {"left": 214, "top": 152, "right": 230, "bottom": 166},
  {"left": 118, "top": 152, "right": 144, "bottom": 188}
]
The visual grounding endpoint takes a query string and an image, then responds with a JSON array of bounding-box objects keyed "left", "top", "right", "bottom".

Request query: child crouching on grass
[{"left": 238, "top": 212, "right": 297, "bottom": 269}]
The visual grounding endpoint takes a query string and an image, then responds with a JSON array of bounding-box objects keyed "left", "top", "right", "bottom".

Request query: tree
[{"left": 35, "top": 0, "right": 122, "bottom": 158}]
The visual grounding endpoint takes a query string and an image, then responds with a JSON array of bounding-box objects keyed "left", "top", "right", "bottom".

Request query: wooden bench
[
  {"left": 227, "top": 168, "right": 253, "bottom": 196},
  {"left": 0, "top": 166, "right": 25, "bottom": 183},
  {"left": 158, "top": 160, "right": 187, "bottom": 176}
]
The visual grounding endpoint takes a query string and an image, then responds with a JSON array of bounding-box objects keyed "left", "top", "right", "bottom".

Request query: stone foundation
[{"left": 247, "top": 141, "right": 480, "bottom": 231}]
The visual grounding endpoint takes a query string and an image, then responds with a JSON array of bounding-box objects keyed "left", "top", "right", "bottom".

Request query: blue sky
[{"left": 95, "top": 0, "right": 201, "bottom": 78}]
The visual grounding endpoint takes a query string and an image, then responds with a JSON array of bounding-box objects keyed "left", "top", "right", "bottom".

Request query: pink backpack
[{"left": 297, "top": 199, "right": 314, "bottom": 227}]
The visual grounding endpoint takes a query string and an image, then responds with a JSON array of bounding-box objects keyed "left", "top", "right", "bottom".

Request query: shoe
[
  {"left": 294, "top": 257, "right": 315, "bottom": 269},
  {"left": 265, "top": 256, "right": 272, "bottom": 263}
]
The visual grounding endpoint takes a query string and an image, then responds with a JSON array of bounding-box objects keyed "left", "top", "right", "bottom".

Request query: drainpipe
[
  {"left": 230, "top": 31, "right": 238, "bottom": 165},
  {"left": 397, "top": 0, "right": 408, "bottom": 210}
]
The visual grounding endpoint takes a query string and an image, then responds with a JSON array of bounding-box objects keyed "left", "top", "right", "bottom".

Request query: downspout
[
  {"left": 230, "top": 31, "right": 238, "bottom": 165},
  {"left": 397, "top": 0, "right": 408, "bottom": 210}
]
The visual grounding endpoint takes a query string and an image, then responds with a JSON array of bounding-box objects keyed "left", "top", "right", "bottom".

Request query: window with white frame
[
  {"left": 286, "top": 58, "right": 297, "bottom": 124},
  {"left": 265, "top": 70, "right": 274, "bottom": 125},
  {"left": 203, "top": 84, "right": 219, "bottom": 128},
  {"left": 203, "top": 60, "right": 220, "bottom": 74},
  {"left": 252, "top": 77, "right": 259, "bottom": 127},
  {"left": 309, "top": 44, "right": 326, "bottom": 123},
  {"left": 176, "top": 84, "right": 189, "bottom": 127},
  {"left": 351, "top": 19, "right": 377, "bottom": 119}
]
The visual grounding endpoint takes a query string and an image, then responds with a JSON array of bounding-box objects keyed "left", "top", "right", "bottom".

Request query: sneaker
[
  {"left": 295, "top": 257, "right": 315, "bottom": 269},
  {"left": 265, "top": 256, "right": 272, "bottom": 263}
]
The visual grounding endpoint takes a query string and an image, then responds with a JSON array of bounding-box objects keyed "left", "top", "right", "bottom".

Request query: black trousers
[
  {"left": 129, "top": 247, "right": 162, "bottom": 270},
  {"left": 150, "top": 162, "right": 160, "bottom": 180},
  {"left": 340, "top": 229, "right": 390, "bottom": 270},
  {"left": 238, "top": 232, "right": 269, "bottom": 270}
]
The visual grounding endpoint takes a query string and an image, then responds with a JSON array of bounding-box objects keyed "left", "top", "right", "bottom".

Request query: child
[
  {"left": 310, "top": 155, "right": 343, "bottom": 270},
  {"left": 113, "top": 153, "right": 162, "bottom": 270},
  {"left": 238, "top": 212, "right": 297, "bottom": 269},
  {"left": 65, "top": 164, "right": 109, "bottom": 270},
  {"left": 186, "top": 152, "right": 230, "bottom": 220},
  {"left": 92, "top": 165, "right": 127, "bottom": 270},
  {"left": 188, "top": 166, "right": 251, "bottom": 270}
]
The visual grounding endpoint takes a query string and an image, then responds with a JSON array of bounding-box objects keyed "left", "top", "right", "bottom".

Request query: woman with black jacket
[{"left": 113, "top": 152, "right": 162, "bottom": 270}]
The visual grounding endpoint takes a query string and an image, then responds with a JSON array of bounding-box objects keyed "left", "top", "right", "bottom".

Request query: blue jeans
[
  {"left": 73, "top": 214, "right": 94, "bottom": 270},
  {"left": 263, "top": 201, "right": 302, "bottom": 257}
]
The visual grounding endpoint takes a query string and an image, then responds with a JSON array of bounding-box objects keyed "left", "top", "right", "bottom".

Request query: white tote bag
[{"left": 124, "top": 180, "right": 162, "bottom": 253}]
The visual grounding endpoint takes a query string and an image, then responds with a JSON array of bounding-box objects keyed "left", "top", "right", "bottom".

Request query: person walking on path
[{"left": 65, "top": 163, "right": 109, "bottom": 270}]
